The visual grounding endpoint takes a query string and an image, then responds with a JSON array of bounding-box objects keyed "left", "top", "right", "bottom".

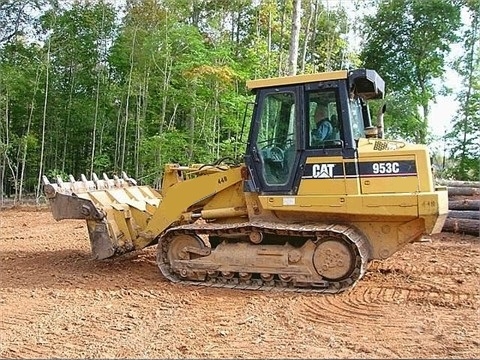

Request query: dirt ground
[{"left": 0, "top": 207, "right": 478, "bottom": 359}]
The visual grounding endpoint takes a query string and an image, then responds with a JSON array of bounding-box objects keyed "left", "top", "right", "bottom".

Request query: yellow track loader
[{"left": 43, "top": 69, "right": 448, "bottom": 293}]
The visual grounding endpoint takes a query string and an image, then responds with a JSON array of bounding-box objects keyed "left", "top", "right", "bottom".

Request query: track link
[{"left": 157, "top": 222, "right": 371, "bottom": 294}]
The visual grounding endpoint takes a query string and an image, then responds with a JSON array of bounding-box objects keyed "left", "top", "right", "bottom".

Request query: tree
[
  {"left": 38, "top": 1, "right": 116, "bottom": 178},
  {"left": 0, "top": 0, "right": 373, "bottom": 198},
  {"left": 360, "top": 0, "right": 462, "bottom": 144},
  {"left": 0, "top": 41, "right": 43, "bottom": 203},
  {"left": 308, "top": 2, "right": 349, "bottom": 73},
  {"left": 445, "top": 0, "right": 480, "bottom": 180}
]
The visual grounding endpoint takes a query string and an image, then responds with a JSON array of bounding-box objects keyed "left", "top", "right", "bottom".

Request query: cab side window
[{"left": 307, "top": 90, "right": 342, "bottom": 148}]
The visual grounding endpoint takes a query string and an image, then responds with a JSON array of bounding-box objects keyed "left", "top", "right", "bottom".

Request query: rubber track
[{"left": 157, "top": 222, "right": 371, "bottom": 294}]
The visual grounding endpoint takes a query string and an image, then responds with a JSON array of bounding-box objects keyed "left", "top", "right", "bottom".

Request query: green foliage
[
  {"left": 0, "top": 0, "right": 475, "bottom": 199},
  {"left": 360, "top": 0, "right": 462, "bottom": 144},
  {"left": 44, "top": 168, "right": 69, "bottom": 182},
  {"left": 0, "top": 0, "right": 48, "bottom": 46},
  {"left": 309, "top": 5, "right": 349, "bottom": 72},
  {"left": 369, "top": 94, "right": 420, "bottom": 142}
]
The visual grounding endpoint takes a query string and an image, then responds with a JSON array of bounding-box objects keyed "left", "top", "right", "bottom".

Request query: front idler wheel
[{"left": 167, "top": 234, "right": 207, "bottom": 281}]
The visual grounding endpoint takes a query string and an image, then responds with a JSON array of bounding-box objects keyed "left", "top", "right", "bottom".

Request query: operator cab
[{"left": 244, "top": 69, "right": 384, "bottom": 194}]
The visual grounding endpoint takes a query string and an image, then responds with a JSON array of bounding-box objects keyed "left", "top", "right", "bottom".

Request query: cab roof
[
  {"left": 246, "top": 70, "right": 348, "bottom": 90},
  {"left": 246, "top": 69, "right": 385, "bottom": 100}
]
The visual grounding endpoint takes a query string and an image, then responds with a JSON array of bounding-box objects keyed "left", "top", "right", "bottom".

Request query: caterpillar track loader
[{"left": 43, "top": 69, "right": 448, "bottom": 293}]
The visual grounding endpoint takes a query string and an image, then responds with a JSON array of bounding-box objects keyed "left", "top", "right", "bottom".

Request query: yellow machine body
[{"left": 44, "top": 69, "right": 448, "bottom": 293}]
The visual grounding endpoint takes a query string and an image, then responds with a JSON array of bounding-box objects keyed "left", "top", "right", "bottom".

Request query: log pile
[{"left": 437, "top": 179, "right": 480, "bottom": 237}]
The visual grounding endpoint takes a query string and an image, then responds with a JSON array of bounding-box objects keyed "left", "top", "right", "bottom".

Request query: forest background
[{"left": 0, "top": 0, "right": 478, "bottom": 203}]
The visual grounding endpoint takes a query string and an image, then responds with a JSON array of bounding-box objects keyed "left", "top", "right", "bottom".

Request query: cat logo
[{"left": 312, "top": 163, "right": 335, "bottom": 178}]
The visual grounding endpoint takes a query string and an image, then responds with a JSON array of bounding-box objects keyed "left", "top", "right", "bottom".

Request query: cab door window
[{"left": 256, "top": 92, "right": 297, "bottom": 186}]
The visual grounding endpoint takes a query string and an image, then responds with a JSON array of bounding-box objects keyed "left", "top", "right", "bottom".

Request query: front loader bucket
[{"left": 43, "top": 172, "right": 161, "bottom": 259}]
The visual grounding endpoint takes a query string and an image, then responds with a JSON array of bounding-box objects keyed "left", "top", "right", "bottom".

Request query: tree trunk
[
  {"left": 278, "top": 0, "right": 286, "bottom": 76},
  {"left": 36, "top": 35, "right": 51, "bottom": 201},
  {"left": 215, "top": 82, "right": 220, "bottom": 159},
  {"left": 114, "top": 98, "right": 123, "bottom": 172},
  {"left": 19, "top": 67, "right": 41, "bottom": 201},
  {"left": 418, "top": 77, "right": 429, "bottom": 144},
  {"left": 443, "top": 218, "right": 479, "bottom": 237},
  {"left": 458, "top": 8, "right": 478, "bottom": 179},
  {"left": 448, "top": 210, "right": 480, "bottom": 220},
  {"left": 188, "top": 83, "right": 196, "bottom": 161},
  {"left": 287, "top": 0, "right": 302, "bottom": 76},
  {"left": 1, "top": 91, "right": 9, "bottom": 205},
  {"left": 134, "top": 94, "right": 141, "bottom": 178},
  {"left": 448, "top": 199, "right": 480, "bottom": 211},
  {"left": 122, "top": 27, "right": 137, "bottom": 172},
  {"left": 62, "top": 64, "right": 75, "bottom": 173},
  {"left": 448, "top": 187, "right": 480, "bottom": 197},
  {"left": 2, "top": 91, "right": 19, "bottom": 202},
  {"left": 267, "top": 8, "right": 272, "bottom": 72},
  {"left": 159, "top": 12, "right": 171, "bottom": 136},
  {"left": 437, "top": 179, "right": 480, "bottom": 188},
  {"left": 90, "top": 65, "right": 102, "bottom": 178},
  {"left": 310, "top": 0, "right": 319, "bottom": 72},
  {"left": 300, "top": 1, "right": 314, "bottom": 74},
  {"left": 138, "top": 66, "right": 149, "bottom": 179}
]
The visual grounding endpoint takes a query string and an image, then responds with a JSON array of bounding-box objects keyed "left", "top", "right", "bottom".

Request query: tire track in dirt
[
  {"left": 292, "top": 284, "right": 478, "bottom": 356},
  {"left": 369, "top": 261, "right": 480, "bottom": 276},
  {"left": 294, "top": 264, "right": 479, "bottom": 328}
]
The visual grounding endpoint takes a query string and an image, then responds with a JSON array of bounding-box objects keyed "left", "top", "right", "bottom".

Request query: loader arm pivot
[{"left": 139, "top": 166, "right": 245, "bottom": 247}]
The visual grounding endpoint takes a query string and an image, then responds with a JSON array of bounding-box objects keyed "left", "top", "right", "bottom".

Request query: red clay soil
[{"left": 0, "top": 207, "right": 478, "bottom": 359}]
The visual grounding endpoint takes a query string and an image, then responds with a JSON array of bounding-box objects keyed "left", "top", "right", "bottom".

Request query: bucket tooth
[
  {"left": 92, "top": 173, "right": 101, "bottom": 190},
  {"left": 113, "top": 175, "right": 121, "bottom": 188},
  {"left": 42, "top": 175, "right": 50, "bottom": 185},
  {"left": 80, "top": 174, "right": 87, "bottom": 192},
  {"left": 122, "top": 171, "right": 137, "bottom": 186},
  {"left": 102, "top": 173, "right": 113, "bottom": 189},
  {"left": 93, "top": 173, "right": 108, "bottom": 190},
  {"left": 56, "top": 175, "right": 68, "bottom": 193},
  {"left": 81, "top": 173, "right": 95, "bottom": 191}
]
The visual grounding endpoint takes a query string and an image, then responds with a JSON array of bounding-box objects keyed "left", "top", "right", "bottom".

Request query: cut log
[
  {"left": 448, "top": 210, "right": 480, "bottom": 220},
  {"left": 449, "top": 199, "right": 480, "bottom": 211},
  {"left": 437, "top": 179, "right": 480, "bottom": 188},
  {"left": 443, "top": 218, "right": 479, "bottom": 237},
  {"left": 448, "top": 187, "right": 480, "bottom": 197}
]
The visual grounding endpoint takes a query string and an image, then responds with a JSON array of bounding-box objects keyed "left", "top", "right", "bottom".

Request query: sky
[{"left": 429, "top": 70, "right": 460, "bottom": 139}]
